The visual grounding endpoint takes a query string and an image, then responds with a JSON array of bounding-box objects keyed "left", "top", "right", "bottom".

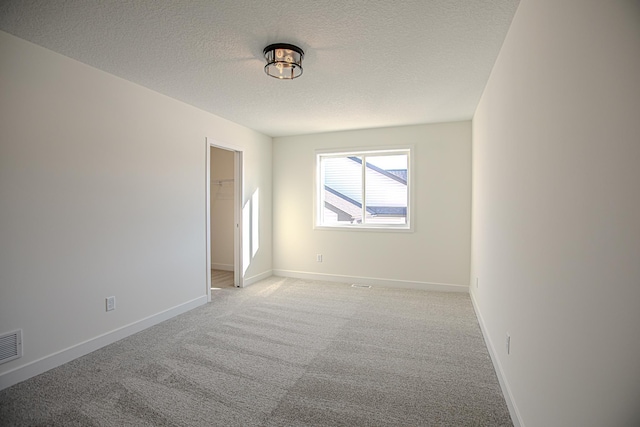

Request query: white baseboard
[
  {"left": 211, "top": 263, "right": 233, "bottom": 271},
  {"left": 273, "top": 269, "right": 468, "bottom": 292},
  {"left": 470, "top": 291, "right": 524, "bottom": 427},
  {"left": 244, "top": 269, "right": 273, "bottom": 287},
  {"left": 0, "top": 295, "right": 207, "bottom": 391}
]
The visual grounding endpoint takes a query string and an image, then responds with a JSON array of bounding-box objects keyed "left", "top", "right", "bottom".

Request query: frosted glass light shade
[{"left": 263, "top": 43, "right": 304, "bottom": 80}]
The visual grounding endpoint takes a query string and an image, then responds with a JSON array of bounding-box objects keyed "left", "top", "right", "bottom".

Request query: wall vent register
[{"left": 0, "top": 329, "right": 23, "bottom": 365}]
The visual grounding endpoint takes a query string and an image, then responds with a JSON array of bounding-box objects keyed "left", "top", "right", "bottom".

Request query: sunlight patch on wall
[
  {"left": 242, "top": 200, "right": 250, "bottom": 275},
  {"left": 252, "top": 188, "right": 260, "bottom": 257}
]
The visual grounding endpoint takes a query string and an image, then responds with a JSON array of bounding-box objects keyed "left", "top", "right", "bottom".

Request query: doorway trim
[{"left": 205, "top": 138, "right": 244, "bottom": 302}]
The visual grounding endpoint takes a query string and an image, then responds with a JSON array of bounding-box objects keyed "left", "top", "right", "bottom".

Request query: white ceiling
[{"left": 0, "top": 0, "right": 519, "bottom": 137}]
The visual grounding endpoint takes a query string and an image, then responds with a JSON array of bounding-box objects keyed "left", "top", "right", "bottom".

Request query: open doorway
[
  {"left": 205, "top": 139, "right": 244, "bottom": 302},
  {"left": 210, "top": 146, "right": 235, "bottom": 289}
]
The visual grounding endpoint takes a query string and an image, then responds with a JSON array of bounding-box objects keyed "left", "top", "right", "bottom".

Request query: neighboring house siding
[{"left": 323, "top": 157, "right": 363, "bottom": 203}]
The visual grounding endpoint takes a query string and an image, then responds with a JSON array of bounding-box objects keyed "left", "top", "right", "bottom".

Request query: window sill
[{"left": 314, "top": 224, "right": 413, "bottom": 233}]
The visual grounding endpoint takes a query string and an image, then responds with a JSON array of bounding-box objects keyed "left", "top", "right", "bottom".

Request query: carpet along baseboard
[
  {"left": 470, "top": 291, "right": 524, "bottom": 427},
  {"left": 0, "top": 295, "right": 207, "bottom": 391},
  {"left": 273, "top": 269, "right": 468, "bottom": 293},
  {"left": 244, "top": 269, "right": 273, "bottom": 287}
]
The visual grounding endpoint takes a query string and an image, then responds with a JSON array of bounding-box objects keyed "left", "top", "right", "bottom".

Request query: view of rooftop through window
[{"left": 317, "top": 149, "right": 410, "bottom": 228}]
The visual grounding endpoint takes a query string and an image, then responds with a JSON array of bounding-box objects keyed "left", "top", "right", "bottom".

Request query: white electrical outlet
[
  {"left": 106, "top": 296, "right": 116, "bottom": 312},
  {"left": 506, "top": 333, "right": 511, "bottom": 354},
  {"left": 316, "top": 254, "right": 323, "bottom": 262}
]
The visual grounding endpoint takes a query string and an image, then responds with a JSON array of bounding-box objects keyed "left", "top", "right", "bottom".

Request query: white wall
[
  {"left": 210, "top": 146, "right": 235, "bottom": 270},
  {"left": 471, "top": 1, "right": 640, "bottom": 426},
  {"left": 273, "top": 122, "right": 471, "bottom": 290},
  {"left": 0, "top": 31, "right": 272, "bottom": 388}
]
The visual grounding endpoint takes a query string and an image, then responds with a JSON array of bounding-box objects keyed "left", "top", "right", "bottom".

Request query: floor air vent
[
  {"left": 351, "top": 284, "right": 372, "bottom": 289},
  {"left": 0, "top": 330, "right": 22, "bottom": 365}
]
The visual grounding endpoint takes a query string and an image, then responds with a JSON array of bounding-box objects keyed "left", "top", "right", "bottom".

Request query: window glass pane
[
  {"left": 364, "top": 154, "right": 408, "bottom": 224},
  {"left": 317, "top": 150, "right": 410, "bottom": 229},
  {"left": 322, "top": 156, "right": 363, "bottom": 224}
]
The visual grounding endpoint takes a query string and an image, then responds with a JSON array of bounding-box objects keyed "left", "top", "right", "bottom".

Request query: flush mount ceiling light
[{"left": 263, "top": 43, "right": 304, "bottom": 80}]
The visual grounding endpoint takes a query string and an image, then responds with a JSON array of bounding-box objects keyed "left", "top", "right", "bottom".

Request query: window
[{"left": 316, "top": 148, "right": 411, "bottom": 230}]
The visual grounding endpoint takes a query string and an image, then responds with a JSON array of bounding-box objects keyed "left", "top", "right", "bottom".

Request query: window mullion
[
  {"left": 318, "top": 155, "right": 324, "bottom": 224},
  {"left": 361, "top": 155, "right": 367, "bottom": 224}
]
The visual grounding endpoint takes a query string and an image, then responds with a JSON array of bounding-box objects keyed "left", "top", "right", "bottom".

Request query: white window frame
[{"left": 314, "top": 147, "right": 413, "bottom": 232}]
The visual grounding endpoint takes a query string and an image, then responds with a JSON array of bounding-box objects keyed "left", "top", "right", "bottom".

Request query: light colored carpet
[
  {"left": 0, "top": 276, "right": 512, "bottom": 426},
  {"left": 211, "top": 269, "right": 234, "bottom": 288}
]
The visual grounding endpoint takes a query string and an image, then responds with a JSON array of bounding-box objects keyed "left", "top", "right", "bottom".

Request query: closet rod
[{"left": 212, "top": 178, "right": 234, "bottom": 186}]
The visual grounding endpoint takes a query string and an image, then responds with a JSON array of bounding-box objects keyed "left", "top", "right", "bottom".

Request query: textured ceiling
[{"left": 0, "top": 0, "right": 519, "bottom": 137}]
